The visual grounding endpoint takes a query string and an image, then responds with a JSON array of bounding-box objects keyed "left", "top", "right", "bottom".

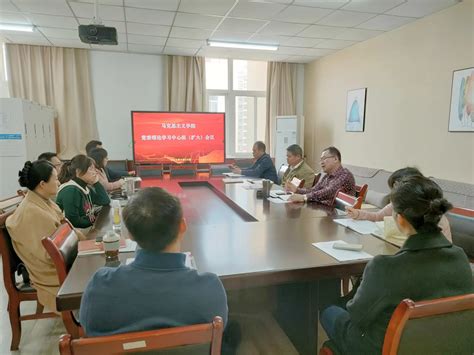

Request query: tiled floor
[{"left": 0, "top": 255, "right": 328, "bottom": 354}]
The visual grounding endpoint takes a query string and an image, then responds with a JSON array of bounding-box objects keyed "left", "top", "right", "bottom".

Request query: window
[{"left": 206, "top": 58, "right": 267, "bottom": 157}]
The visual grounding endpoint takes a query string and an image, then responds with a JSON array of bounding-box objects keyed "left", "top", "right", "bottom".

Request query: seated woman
[
  {"left": 88, "top": 147, "right": 124, "bottom": 192},
  {"left": 346, "top": 167, "right": 452, "bottom": 241},
  {"left": 6, "top": 160, "right": 75, "bottom": 312},
  {"left": 56, "top": 154, "right": 110, "bottom": 230},
  {"left": 320, "top": 176, "right": 473, "bottom": 354}
]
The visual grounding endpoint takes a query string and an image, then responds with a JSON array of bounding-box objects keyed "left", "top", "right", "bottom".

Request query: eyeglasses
[{"left": 320, "top": 155, "right": 335, "bottom": 162}]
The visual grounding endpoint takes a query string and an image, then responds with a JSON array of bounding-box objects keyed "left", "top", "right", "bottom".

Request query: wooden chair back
[
  {"left": 334, "top": 191, "right": 363, "bottom": 210},
  {"left": 0, "top": 210, "right": 24, "bottom": 295},
  {"left": 41, "top": 222, "right": 82, "bottom": 338},
  {"left": 0, "top": 193, "right": 24, "bottom": 214},
  {"left": 312, "top": 173, "right": 322, "bottom": 187},
  {"left": 355, "top": 184, "right": 368, "bottom": 202},
  {"left": 383, "top": 294, "right": 474, "bottom": 355},
  {"left": 59, "top": 316, "right": 224, "bottom": 355}
]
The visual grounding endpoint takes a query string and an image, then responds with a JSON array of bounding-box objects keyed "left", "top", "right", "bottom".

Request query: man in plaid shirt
[{"left": 287, "top": 146, "right": 355, "bottom": 205}]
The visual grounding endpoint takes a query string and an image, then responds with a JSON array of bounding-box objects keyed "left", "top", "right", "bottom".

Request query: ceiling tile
[
  {"left": 277, "top": 46, "right": 335, "bottom": 56},
  {"left": 4, "top": 33, "right": 51, "bottom": 45},
  {"left": 13, "top": 0, "right": 74, "bottom": 16},
  {"left": 163, "top": 46, "right": 198, "bottom": 56},
  {"left": 356, "top": 14, "right": 415, "bottom": 30},
  {"left": 279, "top": 35, "right": 323, "bottom": 47},
  {"left": 166, "top": 37, "right": 204, "bottom": 49},
  {"left": 317, "top": 10, "right": 375, "bottom": 27},
  {"left": 127, "top": 43, "right": 164, "bottom": 54},
  {"left": 48, "top": 37, "right": 91, "bottom": 48},
  {"left": 0, "top": 1, "right": 19, "bottom": 12},
  {"left": 178, "top": 0, "right": 236, "bottom": 16},
  {"left": 77, "top": 18, "right": 126, "bottom": 32},
  {"left": 273, "top": 5, "right": 332, "bottom": 24},
  {"left": 298, "top": 24, "right": 346, "bottom": 38},
  {"left": 124, "top": 0, "right": 179, "bottom": 11},
  {"left": 229, "top": 1, "right": 287, "bottom": 20},
  {"left": 248, "top": 34, "right": 280, "bottom": 45},
  {"left": 292, "top": 1, "right": 349, "bottom": 9},
  {"left": 219, "top": 18, "right": 267, "bottom": 33},
  {"left": 334, "top": 27, "right": 383, "bottom": 41},
  {"left": 341, "top": 0, "right": 405, "bottom": 14},
  {"left": 169, "top": 27, "right": 212, "bottom": 40},
  {"left": 210, "top": 30, "right": 252, "bottom": 42},
  {"left": 386, "top": 0, "right": 460, "bottom": 18},
  {"left": 285, "top": 55, "right": 317, "bottom": 63},
  {"left": 315, "top": 38, "right": 357, "bottom": 49},
  {"left": 70, "top": 0, "right": 124, "bottom": 6},
  {"left": 39, "top": 27, "right": 78, "bottom": 39},
  {"left": 260, "top": 21, "right": 307, "bottom": 36},
  {"left": 125, "top": 7, "right": 174, "bottom": 26},
  {"left": 126, "top": 22, "right": 169, "bottom": 37},
  {"left": 0, "top": 11, "right": 31, "bottom": 24},
  {"left": 70, "top": 2, "right": 125, "bottom": 21},
  {"left": 27, "top": 14, "right": 78, "bottom": 29},
  {"left": 127, "top": 33, "right": 167, "bottom": 45},
  {"left": 174, "top": 13, "right": 222, "bottom": 30}
]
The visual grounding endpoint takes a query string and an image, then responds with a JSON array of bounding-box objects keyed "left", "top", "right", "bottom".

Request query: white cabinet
[{"left": 0, "top": 98, "right": 56, "bottom": 198}]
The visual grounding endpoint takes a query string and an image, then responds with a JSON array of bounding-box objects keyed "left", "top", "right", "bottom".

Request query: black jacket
[{"left": 333, "top": 230, "right": 473, "bottom": 354}]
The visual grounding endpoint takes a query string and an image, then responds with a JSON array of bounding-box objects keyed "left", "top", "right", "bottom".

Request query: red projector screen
[{"left": 132, "top": 111, "right": 225, "bottom": 165}]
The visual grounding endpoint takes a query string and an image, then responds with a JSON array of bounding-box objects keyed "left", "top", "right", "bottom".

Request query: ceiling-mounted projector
[
  {"left": 78, "top": 0, "right": 117, "bottom": 45},
  {"left": 79, "top": 24, "right": 117, "bottom": 45}
]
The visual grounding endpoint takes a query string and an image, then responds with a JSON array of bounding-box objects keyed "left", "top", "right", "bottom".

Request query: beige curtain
[
  {"left": 266, "top": 62, "right": 297, "bottom": 155},
  {"left": 6, "top": 44, "right": 98, "bottom": 159},
  {"left": 165, "top": 55, "right": 206, "bottom": 112}
]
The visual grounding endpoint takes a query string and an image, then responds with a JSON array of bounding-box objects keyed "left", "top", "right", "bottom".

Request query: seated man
[
  {"left": 287, "top": 146, "right": 355, "bottom": 205},
  {"left": 85, "top": 140, "right": 133, "bottom": 181},
  {"left": 38, "top": 152, "right": 63, "bottom": 173},
  {"left": 281, "top": 144, "right": 315, "bottom": 188},
  {"left": 230, "top": 141, "right": 278, "bottom": 183},
  {"left": 80, "top": 187, "right": 228, "bottom": 336}
]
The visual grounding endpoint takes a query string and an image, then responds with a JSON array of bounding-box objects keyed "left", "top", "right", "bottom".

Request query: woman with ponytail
[
  {"left": 320, "top": 176, "right": 473, "bottom": 354},
  {"left": 6, "top": 160, "right": 70, "bottom": 312},
  {"left": 56, "top": 154, "right": 110, "bottom": 230}
]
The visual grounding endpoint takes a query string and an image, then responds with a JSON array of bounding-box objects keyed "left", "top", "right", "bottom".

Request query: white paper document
[
  {"left": 222, "top": 178, "right": 244, "bottom": 183},
  {"left": 223, "top": 172, "right": 244, "bottom": 178},
  {"left": 334, "top": 219, "right": 380, "bottom": 235},
  {"left": 242, "top": 180, "right": 263, "bottom": 190},
  {"left": 312, "top": 240, "right": 373, "bottom": 262}
]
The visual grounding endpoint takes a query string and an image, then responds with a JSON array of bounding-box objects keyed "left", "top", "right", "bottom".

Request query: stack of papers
[
  {"left": 222, "top": 178, "right": 244, "bottom": 183},
  {"left": 242, "top": 180, "right": 263, "bottom": 190},
  {"left": 78, "top": 239, "right": 138, "bottom": 256},
  {"left": 334, "top": 219, "right": 380, "bottom": 235},
  {"left": 312, "top": 240, "right": 373, "bottom": 262}
]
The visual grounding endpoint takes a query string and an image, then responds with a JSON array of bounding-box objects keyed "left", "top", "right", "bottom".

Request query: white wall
[
  {"left": 304, "top": 0, "right": 474, "bottom": 184},
  {"left": 89, "top": 50, "right": 166, "bottom": 160}
]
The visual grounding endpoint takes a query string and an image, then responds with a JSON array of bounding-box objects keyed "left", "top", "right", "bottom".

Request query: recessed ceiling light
[
  {"left": 0, "top": 24, "right": 35, "bottom": 32},
  {"left": 207, "top": 40, "right": 278, "bottom": 51}
]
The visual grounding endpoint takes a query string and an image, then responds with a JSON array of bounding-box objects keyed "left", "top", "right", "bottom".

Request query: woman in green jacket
[
  {"left": 56, "top": 154, "right": 110, "bottom": 229},
  {"left": 320, "top": 176, "right": 473, "bottom": 354}
]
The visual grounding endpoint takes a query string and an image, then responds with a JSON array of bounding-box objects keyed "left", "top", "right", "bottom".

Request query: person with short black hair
[
  {"left": 229, "top": 141, "right": 278, "bottom": 183},
  {"left": 89, "top": 147, "right": 125, "bottom": 191},
  {"left": 56, "top": 154, "right": 110, "bottom": 229},
  {"left": 79, "top": 187, "right": 228, "bottom": 338},
  {"left": 288, "top": 146, "right": 355, "bottom": 205},
  {"left": 320, "top": 176, "right": 473, "bottom": 354},
  {"left": 85, "top": 140, "right": 102, "bottom": 155},
  {"left": 346, "top": 167, "right": 452, "bottom": 241},
  {"left": 6, "top": 160, "right": 76, "bottom": 312},
  {"left": 281, "top": 144, "right": 315, "bottom": 188},
  {"left": 38, "top": 152, "right": 63, "bottom": 172}
]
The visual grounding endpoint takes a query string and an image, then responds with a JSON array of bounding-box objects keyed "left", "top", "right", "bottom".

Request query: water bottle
[
  {"left": 103, "top": 230, "right": 120, "bottom": 262},
  {"left": 112, "top": 200, "right": 121, "bottom": 233}
]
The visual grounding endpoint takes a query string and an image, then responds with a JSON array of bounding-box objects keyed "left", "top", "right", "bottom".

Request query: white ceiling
[{"left": 0, "top": 0, "right": 461, "bottom": 63}]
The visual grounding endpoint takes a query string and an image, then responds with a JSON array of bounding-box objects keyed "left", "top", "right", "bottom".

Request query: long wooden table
[{"left": 57, "top": 175, "right": 399, "bottom": 354}]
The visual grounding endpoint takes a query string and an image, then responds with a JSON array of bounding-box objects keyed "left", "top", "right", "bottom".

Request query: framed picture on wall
[
  {"left": 448, "top": 67, "right": 474, "bottom": 132},
  {"left": 346, "top": 88, "right": 367, "bottom": 132}
]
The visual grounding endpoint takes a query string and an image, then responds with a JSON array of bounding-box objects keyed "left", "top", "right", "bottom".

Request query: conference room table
[{"left": 57, "top": 174, "right": 399, "bottom": 355}]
